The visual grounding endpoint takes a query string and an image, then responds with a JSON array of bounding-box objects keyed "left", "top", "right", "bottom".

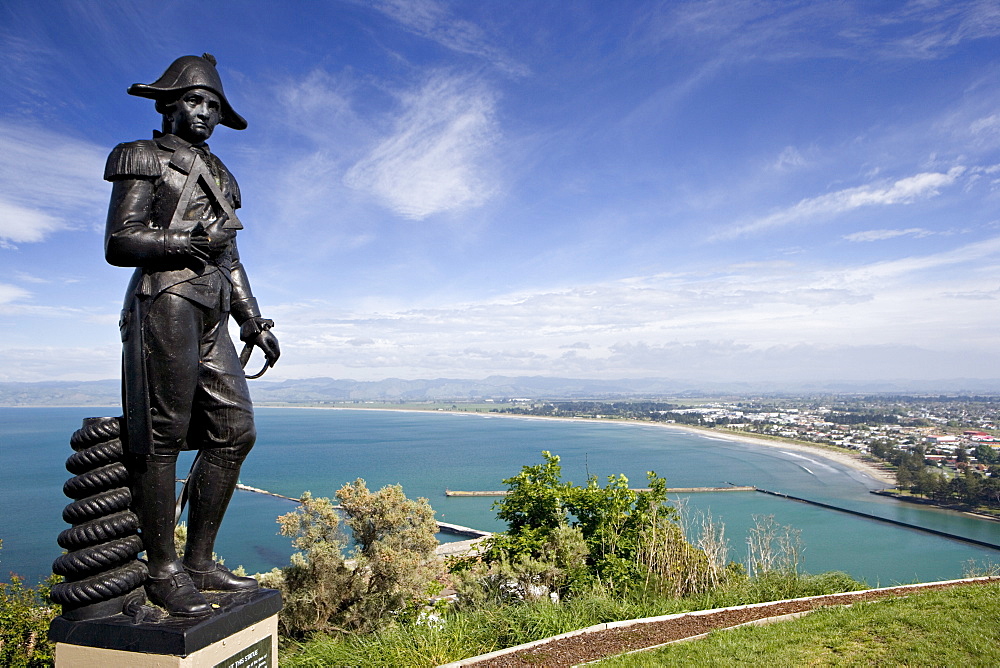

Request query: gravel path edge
[{"left": 436, "top": 576, "right": 1000, "bottom": 668}]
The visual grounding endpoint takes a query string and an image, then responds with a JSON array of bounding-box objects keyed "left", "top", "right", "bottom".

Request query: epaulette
[{"left": 104, "top": 140, "right": 161, "bottom": 181}]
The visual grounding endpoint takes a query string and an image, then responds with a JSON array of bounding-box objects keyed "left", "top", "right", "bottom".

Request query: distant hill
[
  {"left": 2, "top": 376, "right": 999, "bottom": 406},
  {"left": 0, "top": 380, "right": 121, "bottom": 407}
]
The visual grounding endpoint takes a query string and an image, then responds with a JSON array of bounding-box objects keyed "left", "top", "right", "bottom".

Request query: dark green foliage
[
  {"left": 878, "top": 440, "right": 1000, "bottom": 507},
  {"left": 827, "top": 412, "right": 899, "bottom": 425},
  {"left": 474, "top": 451, "right": 721, "bottom": 596},
  {"left": 0, "top": 541, "right": 59, "bottom": 667}
]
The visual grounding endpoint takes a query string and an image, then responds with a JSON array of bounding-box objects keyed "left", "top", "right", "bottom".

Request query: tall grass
[{"left": 280, "top": 570, "right": 868, "bottom": 667}]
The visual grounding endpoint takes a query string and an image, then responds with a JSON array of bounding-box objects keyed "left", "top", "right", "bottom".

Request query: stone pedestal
[{"left": 50, "top": 588, "right": 281, "bottom": 667}]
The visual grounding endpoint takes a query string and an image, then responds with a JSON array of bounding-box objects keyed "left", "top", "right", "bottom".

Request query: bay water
[{"left": 2, "top": 406, "right": 998, "bottom": 588}]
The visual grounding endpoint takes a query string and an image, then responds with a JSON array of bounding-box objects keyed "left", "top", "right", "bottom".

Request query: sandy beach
[
  {"left": 281, "top": 405, "right": 898, "bottom": 487},
  {"left": 649, "top": 421, "right": 898, "bottom": 486}
]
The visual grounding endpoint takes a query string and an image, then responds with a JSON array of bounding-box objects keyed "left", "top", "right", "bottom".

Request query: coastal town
[
  {"left": 488, "top": 395, "right": 1000, "bottom": 511},
  {"left": 490, "top": 395, "right": 998, "bottom": 455}
]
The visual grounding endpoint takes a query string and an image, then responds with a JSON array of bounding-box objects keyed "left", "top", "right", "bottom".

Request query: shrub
[
  {"left": 455, "top": 524, "right": 590, "bottom": 607},
  {"left": 265, "top": 480, "right": 441, "bottom": 638},
  {"left": 1, "top": 540, "right": 59, "bottom": 667},
  {"left": 469, "top": 451, "right": 725, "bottom": 597}
]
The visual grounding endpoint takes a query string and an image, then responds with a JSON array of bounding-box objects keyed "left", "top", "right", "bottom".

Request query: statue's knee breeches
[
  {"left": 199, "top": 431, "right": 255, "bottom": 470},
  {"left": 135, "top": 293, "right": 256, "bottom": 455}
]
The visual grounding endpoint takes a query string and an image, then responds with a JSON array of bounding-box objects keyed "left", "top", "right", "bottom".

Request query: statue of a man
[{"left": 104, "top": 54, "right": 279, "bottom": 617}]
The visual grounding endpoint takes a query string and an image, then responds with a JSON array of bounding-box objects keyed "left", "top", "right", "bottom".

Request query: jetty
[
  {"left": 226, "top": 480, "right": 493, "bottom": 542},
  {"left": 436, "top": 521, "right": 492, "bottom": 538},
  {"left": 756, "top": 488, "right": 1000, "bottom": 551},
  {"left": 235, "top": 483, "right": 301, "bottom": 502},
  {"left": 219, "top": 480, "right": 1000, "bottom": 553},
  {"left": 445, "top": 486, "right": 756, "bottom": 497}
]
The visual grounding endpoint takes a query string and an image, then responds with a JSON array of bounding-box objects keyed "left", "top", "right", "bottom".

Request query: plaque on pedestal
[{"left": 50, "top": 588, "right": 281, "bottom": 667}]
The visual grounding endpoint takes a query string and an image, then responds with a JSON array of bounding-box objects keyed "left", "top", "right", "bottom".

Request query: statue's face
[{"left": 168, "top": 88, "right": 221, "bottom": 143}]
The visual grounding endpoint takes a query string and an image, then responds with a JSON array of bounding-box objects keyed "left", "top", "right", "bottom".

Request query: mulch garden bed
[{"left": 465, "top": 578, "right": 997, "bottom": 667}]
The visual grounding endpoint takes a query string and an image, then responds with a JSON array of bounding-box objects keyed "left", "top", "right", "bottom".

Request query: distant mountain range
[{"left": 2, "top": 376, "right": 1000, "bottom": 406}]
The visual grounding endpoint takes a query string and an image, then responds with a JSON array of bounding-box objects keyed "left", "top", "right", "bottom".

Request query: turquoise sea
[{"left": 2, "top": 406, "right": 999, "bottom": 587}]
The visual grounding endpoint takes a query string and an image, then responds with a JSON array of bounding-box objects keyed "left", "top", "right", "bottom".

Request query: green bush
[
  {"left": 467, "top": 451, "right": 725, "bottom": 596},
  {"left": 1, "top": 541, "right": 59, "bottom": 668}
]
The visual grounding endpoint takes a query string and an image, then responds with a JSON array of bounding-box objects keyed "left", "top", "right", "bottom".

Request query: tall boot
[
  {"left": 182, "top": 454, "right": 259, "bottom": 591},
  {"left": 130, "top": 455, "right": 211, "bottom": 616}
]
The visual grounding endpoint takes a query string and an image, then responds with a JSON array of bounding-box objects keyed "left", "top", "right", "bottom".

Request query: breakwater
[
  {"left": 218, "top": 479, "right": 1000, "bottom": 552},
  {"left": 235, "top": 483, "right": 301, "bottom": 502},
  {"left": 436, "top": 521, "right": 492, "bottom": 538},
  {"left": 177, "top": 478, "right": 304, "bottom": 503},
  {"left": 756, "top": 488, "right": 1000, "bottom": 552},
  {"left": 445, "top": 486, "right": 756, "bottom": 497}
]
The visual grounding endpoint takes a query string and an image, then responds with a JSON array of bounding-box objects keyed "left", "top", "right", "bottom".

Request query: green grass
[
  {"left": 279, "top": 572, "right": 867, "bottom": 667},
  {"left": 597, "top": 581, "right": 1000, "bottom": 667}
]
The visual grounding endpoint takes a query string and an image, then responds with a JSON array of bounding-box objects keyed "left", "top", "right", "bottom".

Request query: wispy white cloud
[
  {"left": 600, "top": 340, "right": 988, "bottom": 383},
  {"left": 12, "top": 271, "right": 50, "bottom": 284},
  {"left": 0, "top": 123, "right": 108, "bottom": 246},
  {"left": 836, "top": 234, "right": 1000, "bottom": 283},
  {"left": 245, "top": 234, "right": 1000, "bottom": 382},
  {"left": 0, "top": 32, "right": 61, "bottom": 105},
  {"left": 0, "top": 283, "right": 31, "bottom": 305},
  {"left": 773, "top": 146, "right": 808, "bottom": 171},
  {"left": 6, "top": 229, "right": 999, "bottom": 383},
  {"left": 970, "top": 113, "right": 1000, "bottom": 135},
  {"left": 269, "top": 69, "right": 367, "bottom": 149},
  {"left": 344, "top": 72, "right": 500, "bottom": 219},
  {"left": 0, "top": 200, "right": 64, "bottom": 246},
  {"left": 843, "top": 228, "right": 935, "bottom": 242},
  {"left": 367, "top": 0, "right": 528, "bottom": 76},
  {"left": 876, "top": 0, "right": 1000, "bottom": 59},
  {"left": 0, "top": 345, "right": 120, "bottom": 382},
  {"left": 713, "top": 167, "right": 965, "bottom": 241},
  {"left": 638, "top": 0, "right": 1000, "bottom": 77},
  {"left": 3, "top": 302, "right": 98, "bottom": 319}
]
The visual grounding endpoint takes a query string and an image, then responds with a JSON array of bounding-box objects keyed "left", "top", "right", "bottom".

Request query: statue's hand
[
  {"left": 190, "top": 222, "right": 236, "bottom": 261},
  {"left": 254, "top": 330, "right": 281, "bottom": 368}
]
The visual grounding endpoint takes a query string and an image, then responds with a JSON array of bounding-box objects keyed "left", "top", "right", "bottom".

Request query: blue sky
[{"left": 2, "top": 0, "right": 1000, "bottom": 385}]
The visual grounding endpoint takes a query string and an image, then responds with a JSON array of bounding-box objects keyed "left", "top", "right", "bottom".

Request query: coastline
[
  {"left": 5, "top": 403, "right": 895, "bottom": 486},
  {"left": 262, "top": 404, "right": 898, "bottom": 487},
  {"left": 650, "top": 421, "right": 898, "bottom": 487}
]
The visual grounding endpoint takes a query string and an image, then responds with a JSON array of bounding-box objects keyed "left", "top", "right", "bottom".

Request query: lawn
[{"left": 598, "top": 580, "right": 1000, "bottom": 666}]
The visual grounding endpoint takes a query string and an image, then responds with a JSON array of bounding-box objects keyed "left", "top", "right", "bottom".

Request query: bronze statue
[{"left": 104, "top": 54, "right": 279, "bottom": 617}]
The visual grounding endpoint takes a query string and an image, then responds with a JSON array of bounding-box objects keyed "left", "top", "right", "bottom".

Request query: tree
[
  {"left": 956, "top": 469, "right": 983, "bottom": 506},
  {"left": 494, "top": 450, "right": 568, "bottom": 536},
  {"left": 479, "top": 451, "right": 721, "bottom": 596},
  {"left": 975, "top": 444, "right": 998, "bottom": 465}
]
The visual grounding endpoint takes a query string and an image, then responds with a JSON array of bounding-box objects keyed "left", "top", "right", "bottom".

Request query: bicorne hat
[{"left": 128, "top": 53, "right": 247, "bottom": 130}]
